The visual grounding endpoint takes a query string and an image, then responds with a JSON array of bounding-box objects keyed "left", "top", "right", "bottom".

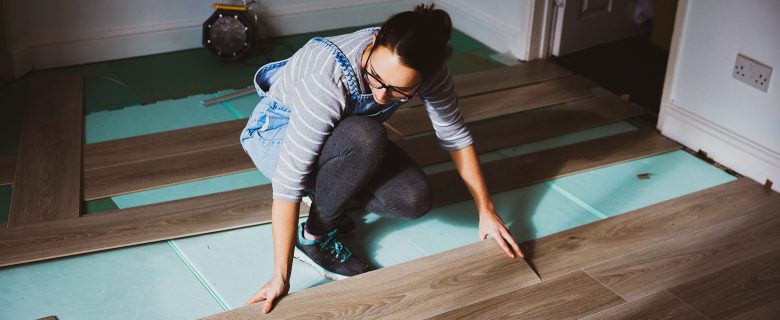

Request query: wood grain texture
[
  {"left": 83, "top": 94, "right": 643, "bottom": 200},
  {"left": 385, "top": 75, "right": 594, "bottom": 137},
  {"left": 84, "top": 119, "right": 245, "bottom": 170},
  {"left": 520, "top": 178, "right": 775, "bottom": 281},
  {"left": 584, "top": 192, "right": 780, "bottom": 300},
  {"left": 397, "top": 95, "right": 646, "bottom": 167},
  {"left": 668, "top": 249, "right": 780, "bottom": 320},
  {"left": 0, "top": 185, "right": 309, "bottom": 267},
  {"left": 428, "top": 129, "right": 680, "bottom": 208},
  {"left": 427, "top": 270, "right": 624, "bottom": 320},
  {"left": 83, "top": 144, "right": 254, "bottom": 200},
  {"left": 401, "top": 60, "right": 573, "bottom": 110},
  {"left": 580, "top": 291, "right": 708, "bottom": 320},
  {"left": 8, "top": 75, "right": 83, "bottom": 227},
  {"left": 0, "top": 156, "right": 14, "bottom": 186},
  {"left": 202, "top": 240, "right": 541, "bottom": 319}
]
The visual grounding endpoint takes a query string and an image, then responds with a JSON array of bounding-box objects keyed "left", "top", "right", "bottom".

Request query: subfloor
[{"left": 0, "top": 26, "right": 763, "bottom": 320}]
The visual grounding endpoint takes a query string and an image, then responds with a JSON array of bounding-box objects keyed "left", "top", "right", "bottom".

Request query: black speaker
[{"left": 203, "top": 8, "right": 255, "bottom": 60}]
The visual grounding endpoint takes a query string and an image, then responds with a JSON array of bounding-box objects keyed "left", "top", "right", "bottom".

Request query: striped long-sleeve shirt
[{"left": 266, "top": 27, "right": 473, "bottom": 202}]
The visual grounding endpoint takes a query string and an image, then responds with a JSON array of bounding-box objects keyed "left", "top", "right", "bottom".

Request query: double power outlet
[{"left": 733, "top": 53, "right": 772, "bottom": 93}]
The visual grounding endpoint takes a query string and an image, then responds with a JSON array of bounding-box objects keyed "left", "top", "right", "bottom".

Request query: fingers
[
  {"left": 245, "top": 291, "right": 267, "bottom": 306},
  {"left": 263, "top": 292, "right": 278, "bottom": 314},
  {"left": 502, "top": 230, "right": 524, "bottom": 258},
  {"left": 493, "top": 234, "right": 515, "bottom": 258}
]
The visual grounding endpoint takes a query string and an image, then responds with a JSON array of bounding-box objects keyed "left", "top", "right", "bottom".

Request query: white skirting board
[
  {"left": 658, "top": 101, "right": 780, "bottom": 193},
  {"left": 9, "top": 0, "right": 416, "bottom": 77}
]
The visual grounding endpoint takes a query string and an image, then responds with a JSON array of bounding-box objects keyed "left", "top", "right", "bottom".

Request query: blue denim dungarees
[{"left": 239, "top": 30, "right": 405, "bottom": 186}]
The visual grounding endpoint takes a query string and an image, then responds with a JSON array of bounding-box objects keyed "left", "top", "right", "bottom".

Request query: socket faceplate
[{"left": 733, "top": 53, "right": 772, "bottom": 92}]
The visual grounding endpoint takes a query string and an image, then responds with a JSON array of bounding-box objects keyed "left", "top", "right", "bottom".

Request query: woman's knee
[
  {"left": 390, "top": 180, "right": 433, "bottom": 220},
  {"left": 333, "top": 116, "right": 386, "bottom": 153}
]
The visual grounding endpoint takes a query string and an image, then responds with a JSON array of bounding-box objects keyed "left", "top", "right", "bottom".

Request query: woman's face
[{"left": 362, "top": 44, "right": 423, "bottom": 105}]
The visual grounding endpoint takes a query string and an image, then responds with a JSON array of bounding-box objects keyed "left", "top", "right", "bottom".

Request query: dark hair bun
[{"left": 376, "top": 3, "right": 453, "bottom": 78}]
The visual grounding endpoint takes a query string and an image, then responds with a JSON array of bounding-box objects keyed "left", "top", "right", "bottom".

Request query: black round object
[{"left": 202, "top": 9, "right": 255, "bottom": 60}]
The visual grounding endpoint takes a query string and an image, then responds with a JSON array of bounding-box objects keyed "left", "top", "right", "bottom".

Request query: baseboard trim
[
  {"left": 660, "top": 101, "right": 780, "bottom": 192},
  {"left": 10, "top": 0, "right": 415, "bottom": 77}
]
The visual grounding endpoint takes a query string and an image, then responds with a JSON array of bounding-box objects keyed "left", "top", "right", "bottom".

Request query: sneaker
[
  {"left": 294, "top": 221, "right": 375, "bottom": 280},
  {"left": 302, "top": 193, "right": 356, "bottom": 238}
]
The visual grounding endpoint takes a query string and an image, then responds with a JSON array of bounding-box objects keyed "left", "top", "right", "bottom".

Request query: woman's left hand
[{"left": 478, "top": 211, "right": 524, "bottom": 258}]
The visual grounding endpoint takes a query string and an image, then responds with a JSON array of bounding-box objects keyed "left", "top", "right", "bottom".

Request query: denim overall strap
[
  {"left": 310, "top": 36, "right": 363, "bottom": 104},
  {"left": 253, "top": 58, "right": 289, "bottom": 98}
]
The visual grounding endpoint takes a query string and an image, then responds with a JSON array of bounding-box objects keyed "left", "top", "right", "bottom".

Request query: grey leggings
[{"left": 304, "top": 116, "right": 433, "bottom": 236}]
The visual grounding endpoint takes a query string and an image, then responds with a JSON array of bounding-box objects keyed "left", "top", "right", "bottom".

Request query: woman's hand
[
  {"left": 245, "top": 274, "right": 290, "bottom": 314},
  {"left": 478, "top": 210, "right": 524, "bottom": 258}
]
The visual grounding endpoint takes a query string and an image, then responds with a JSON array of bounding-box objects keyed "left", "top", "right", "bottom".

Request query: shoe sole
[{"left": 293, "top": 246, "right": 351, "bottom": 281}]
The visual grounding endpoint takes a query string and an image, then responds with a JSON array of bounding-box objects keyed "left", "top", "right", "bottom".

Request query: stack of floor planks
[{"left": 2, "top": 61, "right": 777, "bottom": 319}]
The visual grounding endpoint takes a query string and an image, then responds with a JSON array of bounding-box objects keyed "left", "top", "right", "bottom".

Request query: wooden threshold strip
[
  {"left": 7, "top": 75, "right": 83, "bottom": 227},
  {"left": 0, "top": 126, "right": 679, "bottom": 268},
  {"left": 385, "top": 75, "right": 594, "bottom": 137},
  {"left": 83, "top": 95, "right": 644, "bottom": 200}
]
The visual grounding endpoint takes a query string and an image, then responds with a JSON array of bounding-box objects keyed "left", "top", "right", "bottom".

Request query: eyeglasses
[{"left": 361, "top": 45, "right": 424, "bottom": 103}]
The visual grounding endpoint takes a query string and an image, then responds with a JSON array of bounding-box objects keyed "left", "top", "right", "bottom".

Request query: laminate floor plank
[
  {"left": 83, "top": 62, "right": 569, "bottom": 172},
  {"left": 84, "top": 119, "right": 245, "bottom": 171},
  {"left": 426, "top": 270, "right": 624, "bottom": 320},
  {"left": 83, "top": 144, "right": 254, "bottom": 200},
  {"left": 428, "top": 128, "right": 680, "bottom": 208},
  {"left": 0, "top": 156, "right": 14, "bottom": 186},
  {"left": 668, "top": 249, "right": 780, "bottom": 320},
  {"left": 580, "top": 291, "right": 708, "bottom": 320},
  {"left": 584, "top": 193, "right": 780, "bottom": 301},
  {"left": 0, "top": 185, "right": 309, "bottom": 268},
  {"left": 8, "top": 75, "right": 83, "bottom": 227},
  {"left": 202, "top": 240, "right": 541, "bottom": 319},
  {"left": 84, "top": 95, "right": 644, "bottom": 200},
  {"left": 386, "top": 75, "right": 594, "bottom": 137},
  {"left": 397, "top": 95, "right": 645, "bottom": 167},
  {"left": 520, "top": 178, "right": 773, "bottom": 281},
  {"left": 401, "top": 60, "right": 573, "bottom": 111}
]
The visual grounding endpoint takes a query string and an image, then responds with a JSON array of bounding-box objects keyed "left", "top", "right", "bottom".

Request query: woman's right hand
[{"left": 245, "top": 275, "right": 290, "bottom": 314}]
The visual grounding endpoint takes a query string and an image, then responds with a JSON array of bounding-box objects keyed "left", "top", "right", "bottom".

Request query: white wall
[
  {"left": 1, "top": 0, "right": 537, "bottom": 77},
  {"left": 658, "top": 0, "right": 780, "bottom": 192},
  {"left": 439, "top": 0, "right": 536, "bottom": 60}
]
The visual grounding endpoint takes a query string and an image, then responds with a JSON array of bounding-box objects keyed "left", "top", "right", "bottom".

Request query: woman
[{"left": 240, "top": 4, "right": 524, "bottom": 314}]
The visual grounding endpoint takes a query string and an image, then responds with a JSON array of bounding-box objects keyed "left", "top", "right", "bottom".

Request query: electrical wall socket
[{"left": 733, "top": 53, "right": 772, "bottom": 92}]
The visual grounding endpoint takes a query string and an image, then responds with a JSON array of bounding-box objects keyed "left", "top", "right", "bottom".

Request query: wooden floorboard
[
  {"left": 385, "top": 75, "right": 594, "bottom": 137},
  {"left": 428, "top": 128, "right": 680, "bottom": 208},
  {"left": 83, "top": 94, "right": 643, "bottom": 200},
  {"left": 84, "top": 119, "right": 245, "bottom": 171},
  {"left": 584, "top": 193, "right": 780, "bottom": 301},
  {"left": 0, "top": 156, "right": 14, "bottom": 187},
  {"left": 0, "top": 121, "right": 674, "bottom": 267},
  {"left": 580, "top": 291, "right": 708, "bottom": 320},
  {"left": 426, "top": 270, "right": 624, "bottom": 320},
  {"left": 518, "top": 178, "right": 778, "bottom": 281},
  {"left": 7, "top": 75, "right": 83, "bottom": 227},
  {"left": 668, "top": 249, "right": 780, "bottom": 320},
  {"left": 84, "top": 144, "right": 253, "bottom": 200},
  {"left": 0, "top": 185, "right": 309, "bottom": 268},
  {"left": 401, "top": 60, "right": 573, "bottom": 110},
  {"left": 203, "top": 240, "right": 542, "bottom": 319},
  {"left": 397, "top": 95, "right": 646, "bottom": 167}
]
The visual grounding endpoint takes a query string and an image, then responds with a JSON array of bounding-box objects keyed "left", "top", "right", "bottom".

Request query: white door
[{"left": 551, "top": 0, "right": 647, "bottom": 56}]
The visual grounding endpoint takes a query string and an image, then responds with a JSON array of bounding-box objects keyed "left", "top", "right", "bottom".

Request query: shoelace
[{"left": 319, "top": 229, "right": 352, "bottom": 263}]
